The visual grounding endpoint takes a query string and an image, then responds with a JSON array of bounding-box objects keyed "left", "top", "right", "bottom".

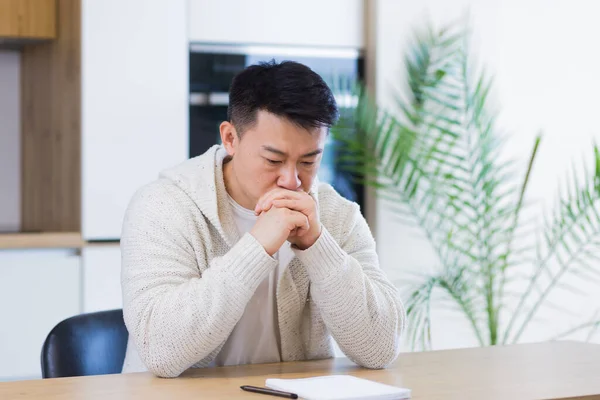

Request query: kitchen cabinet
[
  {"left": 80, "top": 0, "right": 189, "bottom": 240},
  {"left": 188, "top": 0, "right": 365, "bottom": 48},
  {"left": 11, "top": 0, "right": 187, "bottom": 240},
  {"left": 0, "top": 50, "right": 20, "bottom": 232},
  {"left": 0, "top": 0, "right": 56, "bottom": 43},
  {"left": 82, "top": 247, "right": 122, "bottom": 313},
  {"left": 0, "top": 249, "right": 80, "bottom": 381}
]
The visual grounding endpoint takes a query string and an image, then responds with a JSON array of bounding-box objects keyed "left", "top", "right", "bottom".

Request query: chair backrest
[{"left": 41, "top": 309, "right": 129, "bottom": 378}]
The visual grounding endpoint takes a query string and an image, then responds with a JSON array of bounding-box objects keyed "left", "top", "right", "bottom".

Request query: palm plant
[{"left": 332, "top": 23, "right": 600, "bottom": 349}]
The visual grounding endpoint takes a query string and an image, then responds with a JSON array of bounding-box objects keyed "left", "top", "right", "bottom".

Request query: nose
[{"left": 277, "top": 164, "right": 301, "bottom": 191}]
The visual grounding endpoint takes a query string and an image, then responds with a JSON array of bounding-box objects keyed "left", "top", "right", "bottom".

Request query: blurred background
[{"left": 1, "top": 0, "right": 599, "bottom": 382}]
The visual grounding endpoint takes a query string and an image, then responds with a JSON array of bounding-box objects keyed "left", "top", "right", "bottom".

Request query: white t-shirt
[{"left": 212, "top": 194, "right": 295, "bottom": 366}]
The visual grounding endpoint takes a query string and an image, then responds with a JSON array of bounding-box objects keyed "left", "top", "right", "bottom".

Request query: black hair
[{"left": 227, "top": 60, "right": 339, "bottom": 134}]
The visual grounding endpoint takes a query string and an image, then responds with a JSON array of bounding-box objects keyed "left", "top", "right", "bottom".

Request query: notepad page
[{"left": 265, "top": 375, "right": 411, "bottom": 400}]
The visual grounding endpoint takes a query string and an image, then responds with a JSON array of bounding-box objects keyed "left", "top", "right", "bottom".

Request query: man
[{"left": 120, "top": 60, "right": 406, "bottom": 378}]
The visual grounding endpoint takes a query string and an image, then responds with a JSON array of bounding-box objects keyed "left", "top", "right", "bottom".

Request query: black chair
[{"left": 41, "top": 309, "right": 129, "bottom": 378}]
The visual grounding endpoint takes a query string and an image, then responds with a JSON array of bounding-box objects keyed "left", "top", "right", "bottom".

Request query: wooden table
[{"left": 1, "top": 341, "right": 599, "bottom": 400}]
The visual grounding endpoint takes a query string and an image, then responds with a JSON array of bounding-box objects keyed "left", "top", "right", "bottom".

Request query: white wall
[
  {"left": 82, "top": 247, "right": 122, "bottom": 313},
  {"left": 189, "top": 0, "right": 364, "bottom": 48},
  {"left": 81, "top": 0, "right": 189, "bottom": 240},
  {"left": 374, "top": 0, "right": 600, "bottom": 350},
  {"left": 0, "top": 51, "right": 20, "bottom": 232}
]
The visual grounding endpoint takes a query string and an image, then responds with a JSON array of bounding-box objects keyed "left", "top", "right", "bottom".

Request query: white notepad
[{"left": 265, "top": 375, "right": 411, "bottom": 400}]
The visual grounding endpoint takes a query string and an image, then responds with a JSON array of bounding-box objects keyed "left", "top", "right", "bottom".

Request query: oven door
[{"left": 189, "top": 44, "right": 364, "bottom": 208}]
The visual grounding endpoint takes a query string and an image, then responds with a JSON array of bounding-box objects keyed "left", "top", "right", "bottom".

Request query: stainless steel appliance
[{"left": 189, "top": 44, "right": 364, "bottom": 209}]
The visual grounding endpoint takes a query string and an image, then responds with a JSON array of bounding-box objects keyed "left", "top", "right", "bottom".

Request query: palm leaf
[
  {"left": 502, "top": 147, "right": 600, "bottom": 344},
  {"left": 332, "top": 20, "right": 600, "bottom": 350}
]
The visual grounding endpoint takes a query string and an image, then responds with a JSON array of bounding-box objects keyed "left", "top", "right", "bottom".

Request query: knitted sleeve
[
  {"left": 120, "top": 181, "right": 276, "bottom": 378},
  {"left": 293, "top": 186, "right": 407, "bottom": 368}
]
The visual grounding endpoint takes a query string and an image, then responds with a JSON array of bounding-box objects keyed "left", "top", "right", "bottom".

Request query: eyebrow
[{"left": 262, "top": 145, "right": 323, "bottom": 158}]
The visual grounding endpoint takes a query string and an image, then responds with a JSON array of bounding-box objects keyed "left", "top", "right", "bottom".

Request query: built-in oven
[{"left": 189, "top": 44, "right": 365, "bottom": 210}]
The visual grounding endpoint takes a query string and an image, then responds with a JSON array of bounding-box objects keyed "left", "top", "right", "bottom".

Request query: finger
[
  {"left": 255, "top": 189, "right": 286, "bottom": 214},
  {"left": 273, "top": 198, "right": 317, "bottom": 223},
  {"left": 257, "top": 201, "right": 275, "bottom": 214},
  {"left": 295, "top": 225, "right": 308, "bottom": 237},
  {"left": 272, "top": 199, "right": 304, "bottom": 213},
  {"left": 296, "top": 214, "right": 310, "bottom": 236},
  {"left": 256, "top": 189, "right": 304, "bottom": 213},
  {"left": 264, "top": 189, "right": 302, "bottom": 206},
  {"left": 263, "top": 189, "right": 310, "bottom": 211},
  {"left": 287, "top": 209, "right": 309, "bottom": 234}
]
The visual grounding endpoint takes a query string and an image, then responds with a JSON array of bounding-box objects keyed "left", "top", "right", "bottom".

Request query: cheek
[
  {"left": 256, "top": 168, "right": 279, "bottom": 187},
  {"left": 299, "top": 170, "right": 316, "bottom": 190},
  {"left": 239, "top": 160, "right": 265, "bottom": 184}
]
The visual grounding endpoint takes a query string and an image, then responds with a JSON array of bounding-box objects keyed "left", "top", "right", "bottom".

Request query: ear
[{"left": 219, "top": 121, "right": 238, "bottom": 156}]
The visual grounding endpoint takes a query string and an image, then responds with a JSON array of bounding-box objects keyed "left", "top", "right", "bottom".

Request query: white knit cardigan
[{"left": 120, "top": 145, "right": 406, "bottom": 377}]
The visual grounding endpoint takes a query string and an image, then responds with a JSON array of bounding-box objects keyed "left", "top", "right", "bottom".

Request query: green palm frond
[
  {"left": 503, "top": 151, "right": 600, "bottom": 343},
  {"left": 332, "top": 20, "right": 600, "bottom": 349}
]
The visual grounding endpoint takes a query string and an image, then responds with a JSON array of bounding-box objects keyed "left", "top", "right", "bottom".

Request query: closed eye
[
  {"left": 302, "top": 161, "right": 315, "bottom": 166},
  {"left": 266, "top": 158, "right": 282, "bottom": 165}
]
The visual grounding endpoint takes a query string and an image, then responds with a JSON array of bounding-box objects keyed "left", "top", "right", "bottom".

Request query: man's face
[{"left": 222, "top": 110, "right": 327, "bottom": 208}]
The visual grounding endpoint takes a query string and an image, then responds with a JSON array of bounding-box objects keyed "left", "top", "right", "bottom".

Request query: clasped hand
[{"left": 250, "top": 188, "right": 321, "bottom": 256}]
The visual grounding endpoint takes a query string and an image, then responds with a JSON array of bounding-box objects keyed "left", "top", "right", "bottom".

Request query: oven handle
[
  {"left": 189, "top": 92, "right": 358, "bottom": 108},
  {"left": 189, "top": 92, "right": 229, "bottom": 106}
]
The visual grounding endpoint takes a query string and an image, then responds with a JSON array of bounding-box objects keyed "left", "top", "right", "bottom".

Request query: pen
[{"left": 240, "top": 385, "right": 299, "bottom": 399}]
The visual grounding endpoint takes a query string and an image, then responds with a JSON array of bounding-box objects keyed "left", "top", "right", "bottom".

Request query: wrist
[{"left": 249, "top": 230, "right": 277, "bottom": 257}]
